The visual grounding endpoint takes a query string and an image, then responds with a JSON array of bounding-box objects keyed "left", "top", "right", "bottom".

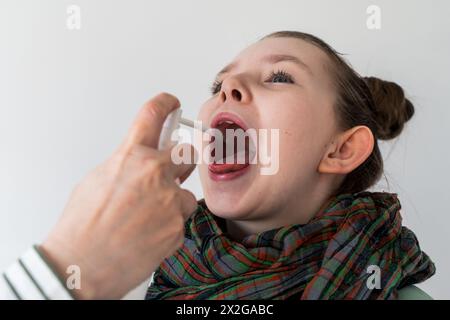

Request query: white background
[{"left": 0, "top": 0, "right": 449, "bottom": 299}]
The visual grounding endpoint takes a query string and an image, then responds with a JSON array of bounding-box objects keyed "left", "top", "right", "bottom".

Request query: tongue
[{"left": 210, "top": 122, "right": 252, "bottom": 170}]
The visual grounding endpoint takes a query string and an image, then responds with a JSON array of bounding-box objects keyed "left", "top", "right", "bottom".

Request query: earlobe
[{"left": 318, "top": 126, "right": 375, "bottom": 175}]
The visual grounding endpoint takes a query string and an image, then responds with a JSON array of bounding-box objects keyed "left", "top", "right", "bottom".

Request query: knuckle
[
  {"left": 123, "top": 189, "right": 138, "bottom": 207},
  {"left": 163, "top": 214, "right": 185, "bottom": 247},
  {"left": 174, "top": 212, "right": 185, "bottom": 230},
  {"left": 102, "top": 154, "right": 125, "bottom": 180},
  {"left": 161, "top": 188, "right": 178, "bottom": 208},
  {"left": 110, "top": 150, "right": 127, "bottom": 166},
  {"left": 144, "top": 101, "right": 165, "bottom": 122},
  {"left": 146, "top": 157, "right": 171, "bottom": 183},
  {"left": 112, "top": 145, "right": 136, "bottom": 164},
  {"left": 133, "top": 146, "right": 158, "bottom": 164},
  {"left": 118, "top": 144, "right": 158, "bottom": 165},
  {"left": 171, "top": 224, "right": 185, "bottom": 247},
  {"left": 143, "top": 93, "right": 178, "bottom": 120}
]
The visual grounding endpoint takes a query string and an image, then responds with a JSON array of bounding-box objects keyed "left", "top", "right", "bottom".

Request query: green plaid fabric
[{"left": 146, "top": 191, "right": 435, "bottom": 300}]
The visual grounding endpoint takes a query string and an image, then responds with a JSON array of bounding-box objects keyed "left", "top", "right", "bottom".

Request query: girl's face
[{"left": 197, "top": 37, "right": 341, "bottom": 227}]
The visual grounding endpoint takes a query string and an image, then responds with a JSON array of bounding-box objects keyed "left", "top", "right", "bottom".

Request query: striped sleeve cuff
[{"left": 1, "top": 246, "right": 74, "bottom": 300}]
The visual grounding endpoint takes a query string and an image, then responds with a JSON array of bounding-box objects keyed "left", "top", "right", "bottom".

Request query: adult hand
[{"left": 40, "top": 93, "right": 197, "bottom": 299}]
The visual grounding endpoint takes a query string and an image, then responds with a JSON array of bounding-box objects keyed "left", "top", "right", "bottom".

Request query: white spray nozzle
[
  {"left": 179, "top": 117, "right": 208, "bottom": 132},
  {"left": 158, "top": 109, "right": 209, "bottom": 151}
]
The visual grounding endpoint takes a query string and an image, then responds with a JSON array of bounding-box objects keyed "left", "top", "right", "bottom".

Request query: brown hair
[{"left": 262, "top": 31, "right": 415, "bottom": 195}]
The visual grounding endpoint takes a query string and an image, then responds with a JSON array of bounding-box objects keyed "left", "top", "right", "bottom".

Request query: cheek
[
  {"left": 263, "top": 96, "right": 329, "bottom": 179},
  {"left": 279, "top": 121, "right": 318, "bottom": 180},
  {"left": 265, "top": 96, "right": 315, "bottom": 153}
]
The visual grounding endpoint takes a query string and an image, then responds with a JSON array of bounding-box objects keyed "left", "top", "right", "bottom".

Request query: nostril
[{"left": 231, "top": 89, "right": 242, "bottom": 101}]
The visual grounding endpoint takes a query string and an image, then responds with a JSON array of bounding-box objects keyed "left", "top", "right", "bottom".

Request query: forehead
[{"left": 228, "top": 37, "right": 330, "bottom": 75}]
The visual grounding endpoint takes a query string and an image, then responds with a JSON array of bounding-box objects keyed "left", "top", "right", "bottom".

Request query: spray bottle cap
[{"left": 158, "top": 108, "right": 182, "bottom": 150}]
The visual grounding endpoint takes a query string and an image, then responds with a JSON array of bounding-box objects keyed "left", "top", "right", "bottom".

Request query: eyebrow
[{"left": 215, "top": 54, "right": 313, "bottom": 78}]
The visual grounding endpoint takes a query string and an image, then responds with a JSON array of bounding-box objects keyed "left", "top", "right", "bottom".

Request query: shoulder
[{"left": 398, "top": 285, "right": 433, "bottom": 300}]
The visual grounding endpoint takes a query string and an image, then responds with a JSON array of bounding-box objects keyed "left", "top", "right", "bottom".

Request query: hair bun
[{"left": 364, "top": 76, "right": 415, "bottom": 140}]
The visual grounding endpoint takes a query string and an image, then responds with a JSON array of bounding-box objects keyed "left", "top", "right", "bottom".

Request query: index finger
[{"left": 119, "top": 92, "right": 180, "bottom": 151}]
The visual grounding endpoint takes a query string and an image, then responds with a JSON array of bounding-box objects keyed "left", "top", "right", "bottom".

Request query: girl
[{"left": 146, "top": 31, "right": 435, "bottom": 300}]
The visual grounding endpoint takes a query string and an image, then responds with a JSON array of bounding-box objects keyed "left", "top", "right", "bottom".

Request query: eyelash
[{"left": 210, "top": 69, "right": 295, "bottom": 95}]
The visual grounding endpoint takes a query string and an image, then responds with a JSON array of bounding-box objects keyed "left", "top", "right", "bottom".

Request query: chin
[
  {"left": 199, "top": 165, "right": 255, "bottom": 217},
  {"left": 202, "top": 189, "right": 244, "bottom": 217}
]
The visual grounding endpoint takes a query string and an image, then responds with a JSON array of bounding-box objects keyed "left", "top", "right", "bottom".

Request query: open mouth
[{"left": 208, "top": 112, "right": 254, "bottom": 179}]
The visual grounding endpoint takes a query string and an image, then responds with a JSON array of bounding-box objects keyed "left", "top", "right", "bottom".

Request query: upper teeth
[{"left": 221, "top": 120, "right": 234, "bottom": 125}]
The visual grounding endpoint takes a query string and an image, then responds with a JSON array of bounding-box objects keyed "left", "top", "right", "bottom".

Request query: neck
[
  {"left": 223, "top": 174, "right": 344, "bottom": 242},
  {"left": 225, "top": 190, "right": 335, "bottom": 242}
]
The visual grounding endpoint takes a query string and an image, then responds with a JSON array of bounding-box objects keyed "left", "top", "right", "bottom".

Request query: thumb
[{"left": 119, "top": 92, "right": 180, "bottom": 152}]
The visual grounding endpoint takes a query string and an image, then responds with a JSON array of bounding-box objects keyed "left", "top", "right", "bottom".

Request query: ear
[{"left": 318, "top": 126, "right": 375, "bottom": 174}]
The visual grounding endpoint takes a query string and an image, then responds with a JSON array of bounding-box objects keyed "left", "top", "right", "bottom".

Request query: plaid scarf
[{"left": 146, "top": 191, "right": 435, "bottom": 300}]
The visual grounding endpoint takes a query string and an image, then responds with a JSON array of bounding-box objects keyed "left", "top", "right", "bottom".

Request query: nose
[{"left": 219, "top": 75, "right": 251, "bottom": 104}]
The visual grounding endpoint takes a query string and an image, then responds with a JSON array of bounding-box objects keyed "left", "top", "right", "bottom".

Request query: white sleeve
[{"left": 0, "top": 246, "right": 74, "bottom": 300}]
